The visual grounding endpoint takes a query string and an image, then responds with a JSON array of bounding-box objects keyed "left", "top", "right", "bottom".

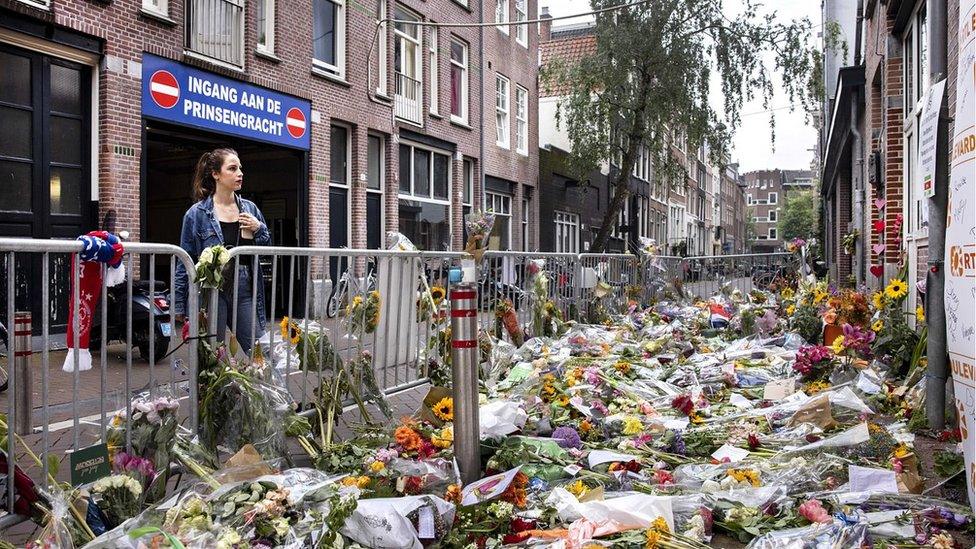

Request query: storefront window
[
  {"left": 485, "top": 191, "right": 512, "bottom": 250},
  {"left": 398, "top": 200, "right": 450, "bottom": 251}
]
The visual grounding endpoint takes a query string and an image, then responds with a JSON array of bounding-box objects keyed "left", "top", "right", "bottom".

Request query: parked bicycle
[{"left": 326, "top": 260, "right": 378, "bottom": 318}]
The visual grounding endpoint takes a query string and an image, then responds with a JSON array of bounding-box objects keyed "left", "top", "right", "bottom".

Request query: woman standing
[{"left": 174, "top": 148, "right": 270, "bottom": 353}]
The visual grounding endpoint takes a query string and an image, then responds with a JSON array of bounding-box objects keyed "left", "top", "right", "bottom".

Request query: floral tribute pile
[{"left": 4, "top": 240, "right": 972, "bottom": 549}]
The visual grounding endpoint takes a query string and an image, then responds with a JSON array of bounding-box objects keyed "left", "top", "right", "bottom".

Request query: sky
[{"left": 540, "top": 1, "right": 821, "bottom": 174}]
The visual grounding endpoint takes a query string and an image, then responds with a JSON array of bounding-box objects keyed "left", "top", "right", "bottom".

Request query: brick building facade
[
  {"left": 0, "top": 0, "right": 538, "bottom": 303},
  {"left": 821, "top": 0, "right": 955, "bottom": 317}
]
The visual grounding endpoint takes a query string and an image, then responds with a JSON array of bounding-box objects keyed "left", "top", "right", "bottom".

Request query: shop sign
[{"left": 141, "top": 54, "right": 311, "bottom": 150}]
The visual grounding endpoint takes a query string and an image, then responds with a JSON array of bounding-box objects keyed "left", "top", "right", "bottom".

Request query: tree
[
  {"left": 778, "top": 190, "right": 819, "bottom": 241},
  {"left": 543, "top": 0, "right": 814, "bottom": 253}
]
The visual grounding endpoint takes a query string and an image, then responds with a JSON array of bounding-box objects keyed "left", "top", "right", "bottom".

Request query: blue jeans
[{"left": 214, "top": 267, "right": 265, "bottom": 354}]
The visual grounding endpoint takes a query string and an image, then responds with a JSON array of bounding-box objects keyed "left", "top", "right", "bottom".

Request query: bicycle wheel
[{"left": 326, "top": 280, "right": 345, "bottom": 318}]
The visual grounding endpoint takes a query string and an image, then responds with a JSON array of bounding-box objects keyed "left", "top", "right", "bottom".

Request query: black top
[{"left": 219, "top": 221, "right": 254, "bottom": 248}]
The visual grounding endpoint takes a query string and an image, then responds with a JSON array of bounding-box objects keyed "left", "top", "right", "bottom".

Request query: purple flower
[
  {"left": 589, "top": 400, "right": 609, "bottom": 415},
  {"left": 552, "top": 426, "right": 582, "bottom": 449}
]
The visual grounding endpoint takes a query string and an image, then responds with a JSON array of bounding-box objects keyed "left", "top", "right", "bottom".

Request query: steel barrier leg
[{"left": 450, "top": 281, "right": 480, "bottom": 484}]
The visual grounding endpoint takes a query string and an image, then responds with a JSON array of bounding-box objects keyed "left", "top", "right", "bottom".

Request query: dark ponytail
[{"left": 191, "top": 148, "right": 238, "bottom": 201}]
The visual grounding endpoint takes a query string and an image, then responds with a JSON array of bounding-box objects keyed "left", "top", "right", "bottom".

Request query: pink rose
[{"left": 798, "top": 499, "right": 832, "bottom": 524}]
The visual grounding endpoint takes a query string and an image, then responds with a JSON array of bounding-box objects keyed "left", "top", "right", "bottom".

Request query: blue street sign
[{"left": 141, "top": 54, "right": 311, "bottom": 150}]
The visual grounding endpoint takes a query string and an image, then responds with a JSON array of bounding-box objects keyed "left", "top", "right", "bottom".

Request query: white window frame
[
  {"left": 554, "top": 211, "right": 580, "bottom": 253},
  {"left": 768, "top": 227, "right": 777, "bottom": 240},
  {"left": 377, "top": 1, "right": 387, "bottom": 94},
  {"left": 514, "top": 0, "right": 527, "bottom": 46},
  {"left": 495, "top": 74, "right": 510, "bottom": 149},
  {"left": 486, "top": 191, "right": 513, "bottom": 250},
  {"left": 142, "top": 0, "right": 167, "bottom": 17},
  {"left": 768, "top": 209, "right": 777, "bottom": 222},
  {"left": 462, "top": 159, "right": 474, "bottom": 207},
  {"left": 312, "top": 0, "right": 346, "bottom": 79},
  {"left": 449, "top": 37, "right": 469, "bottom": 124},
  {"left": 398, "top": 141, "right": 452, "bottom": 202},
  {"left": 496, "top": 0, "right": 509, "bottom": 34},
  {"left": 521, "top": 197, "right": 530, "bottom": 250},
  {"left": 515, "top": 85, "right": 528, "bottom": 155},
  {"left": 903, "top": 4, "right": 930, "bottom": 239},
  {"left": 330, "top": 123, "right": 351, "bottom": 188},
  {"left": 767, "top": 192, "right": 777, "bottom": 205},
  {"left": 429, "top": 26, "right": 439, "bottom": 115},
  {"left": 256, "top": 0, "right": 275, "bottom": 54}
]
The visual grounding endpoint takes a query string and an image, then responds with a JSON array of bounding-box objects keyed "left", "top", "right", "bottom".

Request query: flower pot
[{"left": 823, "top": 324, "right": 843, "bottom": 346}]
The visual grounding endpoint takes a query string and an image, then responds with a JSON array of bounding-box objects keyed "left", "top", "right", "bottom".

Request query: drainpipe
[
  {"left": 478, "top": 0, "right": 486, "bottom": 212},
  {"left": 850, "top": 98, "right": 864, "bottom": 285},
  {"left": 925, "top": 0, "right": 949, "bottom": 430}
]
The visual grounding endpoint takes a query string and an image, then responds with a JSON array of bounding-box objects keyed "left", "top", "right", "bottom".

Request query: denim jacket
[{"left": 174, "top": 194, "right": 271, "bottom": 319}]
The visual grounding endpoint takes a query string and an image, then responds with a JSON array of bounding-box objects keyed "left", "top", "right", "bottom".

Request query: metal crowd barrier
[
  {"left": 480, "top": 251, "right": 580, "bottom": 325},
  {"left": 0, "top": 237, "right": 199, "bottom": 528},
  {"left": 218, "top": 246, "right": 467, "bottom": 412},
  {"left": 669, "top": 252, "right": 797, "bottom": 299}
]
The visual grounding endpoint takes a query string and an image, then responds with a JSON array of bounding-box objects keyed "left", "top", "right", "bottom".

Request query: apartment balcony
[
  {"left": 395, "top": 72, "right": 423, "bottom": 125},
  {"left": 187, "top": 0, "right": 245, "bottom": 67}
]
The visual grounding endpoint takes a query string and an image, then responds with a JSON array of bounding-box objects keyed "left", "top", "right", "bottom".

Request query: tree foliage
[
  {"left": 778, "top": 190, "right": 819, "bottom": 241},
  {"left": 543, "top": 0, "right": 815, "bottom": 252}
]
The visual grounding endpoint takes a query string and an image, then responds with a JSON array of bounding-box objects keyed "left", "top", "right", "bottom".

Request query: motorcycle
[{"left": 89, "top": 279, "right": 173, "bottom": 363}]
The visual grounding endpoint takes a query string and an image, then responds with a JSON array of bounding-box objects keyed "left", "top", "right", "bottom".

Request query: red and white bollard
[
  {"left": 13, "top": 311, "right": 32, "bottom": 436},
  {"left": 450, "top": 282, "right": 481, "bottom": 484}
]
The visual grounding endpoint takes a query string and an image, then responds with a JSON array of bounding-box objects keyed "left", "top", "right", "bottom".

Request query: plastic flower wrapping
[{"left": 8, "top": 267, "right": 972, "bottom": 549}]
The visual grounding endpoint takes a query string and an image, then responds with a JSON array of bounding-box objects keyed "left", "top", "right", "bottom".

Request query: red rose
[{"left": 747, "top": 433, "right": 760, "bottom": 450}]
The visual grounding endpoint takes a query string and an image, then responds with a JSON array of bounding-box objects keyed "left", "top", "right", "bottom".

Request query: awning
[{"left": 821, "top": 65, "right": 865, "bottom": 198}]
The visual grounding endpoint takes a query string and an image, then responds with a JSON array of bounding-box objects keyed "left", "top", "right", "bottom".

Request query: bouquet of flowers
[
  {"left": 347, "top": 290, "right": 381, "bottom": 334},
  {"left": 464, "top": 211, "right": 495, "bottom": 261},
  {"left": 495, "top": 298, "right": 523, "bottom": 346},
  {"left": 193, "top": 244, "right": 231, "bottom": 289},
  {"left": 105, "top": 394, "right": 179, "bottom": 503},
  {"left": 417, "top": 285, "right": 447, "bottom": 324},
  {"left": 792, "top": 345, "right": 834, "bottom": 381},
  {"left": 90, "top": 474, "right": 143, "bottom": 529}
]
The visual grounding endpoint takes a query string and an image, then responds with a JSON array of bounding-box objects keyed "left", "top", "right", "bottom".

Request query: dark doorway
[
  {"left": 143, "top": 120, "right": 307, "bottom": 319},
  {"left": 0, "top": 44, "right": 94, "bottom": 332},
  {"left": 328, "top": 186, "right": 348, "bottom": 282},
  {"left": 366, "top": 193, "right": 382, "bottom": 249}
]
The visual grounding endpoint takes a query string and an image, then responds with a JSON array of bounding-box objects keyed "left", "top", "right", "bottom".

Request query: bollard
[
  {"left": 13, "top": 311, "right": 32, "bottom": 436},
  {"left": 450, "top": 282, "right": 481, "bottom": 484}
]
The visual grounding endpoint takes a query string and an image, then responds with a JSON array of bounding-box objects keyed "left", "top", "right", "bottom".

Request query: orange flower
[
  {"left": 580, "top": 420, "right": 593, "bottom": 434},
  {"left": 395, "top": 426, "right": 421, "bottom": 451},
  {"left": 444, "top": 484, "right": 461, "bottom": 504},
  {"left": 822, "top": 308, "right": 838, "bottom": 325}
]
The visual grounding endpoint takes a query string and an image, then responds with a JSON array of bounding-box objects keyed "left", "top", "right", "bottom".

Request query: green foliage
[
  {"left": 934, "top": 450, "right": 965, "bottom": 478},
  {"left": 779, "top": 191, "right": 819, "bottom": 241},
  {"left": 543, "top": 0, "right": 814, "bottom": 251}
]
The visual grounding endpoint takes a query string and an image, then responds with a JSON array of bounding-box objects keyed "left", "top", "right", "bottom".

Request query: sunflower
[
  {"left": 432, "top": 396, "right": 454, "bottom": 422},
  {"left": 872, "top": 292, "right": 885, "bottom": 310},
  {"left": 781, "top": 288, "right": 795, "bottom": 300},
  {"left": 872, "top": 319, "right": 884, "bottom": 332},
  {"left": 279, "top": 317, "right": 301, "bottom": 344},
  {"left": 430, "top": 286, "right": 446, "bottom": 305},
  {"left": 916, "top": 305, "right": 925, "bottom": 323},
  {"left": 885, "top": 278, "right": 908, "bottom": 300},
  {"left": 813, "top": 289, "right": 828, "bottom": 305},
  {"left": 556, "top": 395, "right": 570, "bottom": 407},
  {"left": 785, "top": 305, "right": 796, "bottom": 316}
]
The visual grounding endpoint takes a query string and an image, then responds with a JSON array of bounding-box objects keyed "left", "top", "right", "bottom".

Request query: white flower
[
  {"left": 682, "top": 515, "right": 706, "bottom": 541},
  {"left": 719, "top": 475, "right": 736, "bottom": 490},
  {"left": 701, "top": 479, "right": 721, "bottom": 493},
  {"left": 199, "top": 247, "right": 214, "bottom": 265},
  {"left": 217, "top": 247, "right": 230, "bottom": 265}
]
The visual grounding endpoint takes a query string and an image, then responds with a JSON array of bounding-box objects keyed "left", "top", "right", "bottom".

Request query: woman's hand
[{"left": 238, "top": 212, "right": 261, "bottom": 233}]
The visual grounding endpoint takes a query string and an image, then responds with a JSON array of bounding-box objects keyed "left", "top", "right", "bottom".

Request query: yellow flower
[
  {"left": 781, "top": 288, "right": 795, "bottom": 300},
  {"left": 885, "top": 278, "right": 908, "bottom": 300},
  {"left": 432, "top": 397, "right": 454, "bottom": 422},
  {"left": 357, "top": 476, "right": 371, "bottom": 488},
  {"left": 830, "top": 335, "right": 845, "bottom": 354},
  {"left": 567, "top": 479, "right": 589, "bottom": 498},
  {"left": 893, "top": 444, "right": 911, "bottom": 459},
  {"left": 872, "top": 319, "right": 884, "bottom": 332},
  {"left": 622, "top": 416, "right": 643, "bottom": 436},
  {"left": 432, "top": 426, "right": 453, "bottom": 449},
  {"left": 786, "top": 305, "right": 796, "bottom": 316},
  {"left": 614, "top": 361, "right": 632, "bottom": 374},
  {"left": 556, "top": 395, "right": 570, "bottom": 407},
  {"left": 430, "top": 286, "right": 446, "bottom": 305},
  {"left": 916, "top": 305, "right": 925, "bottom": 323},
  {"left": 806, "top": 380, "right": 830, "bottom": 394},
  {"left": 279, "top": 317, "right": 301, "bottom": 344},
  {"left": 645, "top": 530, "right": 661, "bottom": 549},
  {"left": 651, "top": 516, "right": 670, "bottom": 534},
  {"left": 353, "top": 295, "right": 364, "bottom": 305},
  {"left": 369, "top": 461, "right": 386, "bottom": 473},
  {"left": 813, "top": 289, "right": 828, "bottom": 304},
  {"left": 872, "top": 292, "right": 884, "bottom": 310},
  {"left": 728, "top": 468, "right": 761, "bottom": 487}
]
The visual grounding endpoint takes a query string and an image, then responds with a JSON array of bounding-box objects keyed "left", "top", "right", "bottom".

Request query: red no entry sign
[
  {"left": 149, "top": 70, "right": 180, "bottom": 109},
  {"left": 286, "top": 107, "right": 306, "bottom": 139}
]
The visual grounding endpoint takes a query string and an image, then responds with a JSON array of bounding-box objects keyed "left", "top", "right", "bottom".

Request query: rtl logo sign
[{"left": 949, "top": 244, "right": 976, "bottom": 277}]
